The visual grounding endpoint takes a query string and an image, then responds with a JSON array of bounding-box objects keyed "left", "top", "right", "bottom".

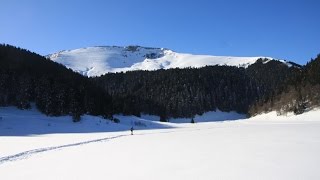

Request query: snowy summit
[{"left": 47, "top": 46, "right": 275, "bottom": 77}]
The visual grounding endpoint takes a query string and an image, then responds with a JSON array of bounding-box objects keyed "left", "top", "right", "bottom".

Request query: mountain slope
[{"left": 48, "top": 46, "right": 285, "bottom": 77}]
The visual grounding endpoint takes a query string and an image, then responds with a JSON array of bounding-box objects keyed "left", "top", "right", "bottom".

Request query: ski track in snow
[
  {"left": 0, "top": 131, "right": 172, "bottom": 165},
  {"left": 0, "top": 126, "right": 213, "bottom": 166},
  {"left": 0, "top": 134, "right": 127, "bottom": 165}
]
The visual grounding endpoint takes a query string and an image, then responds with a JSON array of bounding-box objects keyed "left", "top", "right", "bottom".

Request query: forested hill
[
  {"left": 91, "top": 59, "right": 301, "bottom": 119},
  {"left": 0, "top": 44, "right": 112, "bottom": 121},
  {"left": 249, "top": 54, "right": 320, "bottom": 116},
  {"left": 1, "top": 44, "right": 319, "bottom": 121}
]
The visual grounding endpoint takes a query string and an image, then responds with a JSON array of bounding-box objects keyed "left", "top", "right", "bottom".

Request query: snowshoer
[{"left": 130, "top": 127, "right": 134, "bottom": 135}]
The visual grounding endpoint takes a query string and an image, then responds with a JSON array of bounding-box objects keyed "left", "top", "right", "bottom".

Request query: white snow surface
[
  {"left": 1, "top": 106, "right": 320, "bottom": 180},
  {"left": 48, "top": 46, "right": 274, "bottom": 77}
]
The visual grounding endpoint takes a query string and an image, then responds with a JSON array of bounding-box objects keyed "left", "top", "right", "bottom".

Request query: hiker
[{"left": 130, "top": 127, "right": 134, "bottom": 135}]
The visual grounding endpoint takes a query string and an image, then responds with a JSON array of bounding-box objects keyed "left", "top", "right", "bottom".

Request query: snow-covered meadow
[{"left": 1, "top": 106, "right": 320, "bottom": 180}]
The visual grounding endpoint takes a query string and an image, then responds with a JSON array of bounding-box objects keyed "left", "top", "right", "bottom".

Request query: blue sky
[{"left": 1, "top": 0, "right": 319, "bottom": 64}]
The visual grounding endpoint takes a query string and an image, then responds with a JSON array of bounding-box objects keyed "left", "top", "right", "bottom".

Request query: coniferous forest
[
  {"left": 0, "top": 44, "right": 112, "bottom": 122},
  {"left": 1, "top": 44, "right": 320, "bottom": 122}
]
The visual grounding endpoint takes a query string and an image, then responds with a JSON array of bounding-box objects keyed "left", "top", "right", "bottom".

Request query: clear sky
[{"left": 0, "top": 0, "right": 319, "bottom": 64}]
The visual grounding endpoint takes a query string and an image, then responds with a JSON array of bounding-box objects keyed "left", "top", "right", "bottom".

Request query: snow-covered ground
[
  {"left": 1, "top": 106, "right": 320, "bottom": 180},
  {"left": 48, "top": 46, "right": 277, "bottom": 77}
]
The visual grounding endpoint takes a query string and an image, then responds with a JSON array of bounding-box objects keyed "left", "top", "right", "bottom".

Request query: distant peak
[{"left": 47, "top": 45, "right": 293, "bottom": 77}]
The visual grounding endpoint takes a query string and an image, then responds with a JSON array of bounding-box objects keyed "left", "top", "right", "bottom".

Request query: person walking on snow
[{"left": 130, "top": 127, "right": 134, "bottom": 135}]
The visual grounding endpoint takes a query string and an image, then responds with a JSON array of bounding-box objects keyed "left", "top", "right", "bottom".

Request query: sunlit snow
[
  {"left": 48, "top": 46, "right": 275, "bottom": 77},
  {"left": 1, "top": 106, "right": 320, "bottom": 180}
]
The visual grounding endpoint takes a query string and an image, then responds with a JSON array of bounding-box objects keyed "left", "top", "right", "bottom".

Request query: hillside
[
  {"left": 0, "top": 44, "right": 112, "bottom": 120},
  {"left": 92, "top": 59, "right": 300, "bottom": 119}
]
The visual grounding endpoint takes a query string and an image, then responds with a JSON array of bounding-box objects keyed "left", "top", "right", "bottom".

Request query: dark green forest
[
  {"left": 0, "top": 44, "right": 112, "bottom": 122},
  {"left": 0, "top": 44, "right": 319, "bottom": 122}
]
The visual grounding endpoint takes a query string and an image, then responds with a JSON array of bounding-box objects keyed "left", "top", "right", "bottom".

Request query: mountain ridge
[{"left": 47, "top": 45, "right": 296, "bottom": 77}]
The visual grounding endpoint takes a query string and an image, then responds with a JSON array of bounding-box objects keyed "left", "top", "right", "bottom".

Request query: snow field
[{"left": 1, "top": 107, "right": 320, "bottom": 180}]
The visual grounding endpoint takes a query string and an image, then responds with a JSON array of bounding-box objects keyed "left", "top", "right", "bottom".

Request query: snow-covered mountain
[{"left": 47, "top": 46, "right": 285, "bottom": 77}]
